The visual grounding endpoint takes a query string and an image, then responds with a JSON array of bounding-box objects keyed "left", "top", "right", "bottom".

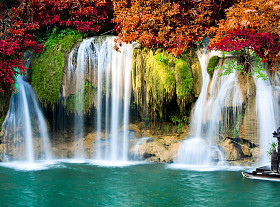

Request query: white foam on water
[
  {"left": 89, "top": 160, "right": 145, "bottom": 167},
  {"left": 0, "top": 160, "right": 57, "bottom": 171},
  {"left": 168, "top": 163, "right": 254, "bottom": 172}
]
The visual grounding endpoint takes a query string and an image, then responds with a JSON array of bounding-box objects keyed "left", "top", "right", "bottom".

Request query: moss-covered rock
[
  {"left": 30, "top": 30, "right": 82, "bottom": 107},
  {"left": 175, "top": 59, "right": 193, "bottom": 102},
  {"left": 184, "top": 50, "right": 202, "bottom": 98},
  {"left": 0, "top": 87, "right": 11, "bottom": 132},
  {"left": 132, "top": 48, "right": 200, "bottom": 122},
  {"left": 64, "top": 81, "right": 96, "bottom": 115},
  {"left": 207, "top": 56, "right": 219, "bottom": 78}
]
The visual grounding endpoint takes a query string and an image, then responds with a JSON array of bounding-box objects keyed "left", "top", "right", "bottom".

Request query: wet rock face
[
  {"left": 220, "top": 139, "right": 247, "bottom": 161},
  {"left": 49, "top": 123, "right": 183, "bottom": 163},
  {"left": 238, "top": 73, "right": 258, "bottom": 146},
  {"left": 130, "top": 136, "right": 181, "bottom": 163},
  {"left": 0, "top": 87, "right": 11, "bottom": 133}
]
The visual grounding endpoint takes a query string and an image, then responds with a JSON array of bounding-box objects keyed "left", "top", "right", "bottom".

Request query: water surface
[{"left": 0, "top": 163, "right": 278, "bottom": 206}]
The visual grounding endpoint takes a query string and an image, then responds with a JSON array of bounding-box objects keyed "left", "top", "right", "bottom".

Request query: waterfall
[
  {"left": 95, "top": 37, "right": 134, "bottom": 162},
  {"left": 74, "top": 39, "right": 96, "bottom": 159},
  {"left": 254, "top": 70, "right": 279, "bottom": 164},
  {"left": 2, "top": 76, "right": 52, "bottom": 162},
  {"left": 66, "top": 36, "right": 134, "bottom": 161},
  {"left": 177, "top": 51, "right": 243, "bottom": 166}
]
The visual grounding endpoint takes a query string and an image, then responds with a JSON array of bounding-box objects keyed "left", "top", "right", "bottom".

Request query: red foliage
[
  {"left": 209, "top": 29, "right": 280, "bottom": 63},
  {"left": 0, "top": 12, "right": 44, "bottom": 93},
  {"left": 210, "top": 0, "right": 280, "bottom": 67},
  {"left": 0, "top": 0, "right": 112, "bottom": 93},
  {"left": 14, "top": 0, "right": 111, "bottom": 32}
]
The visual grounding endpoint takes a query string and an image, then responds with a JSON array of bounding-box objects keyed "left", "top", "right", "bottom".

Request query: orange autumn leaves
[
  {"left": 113, "top": 0, "right": 236, "bottom": 56},
  {"left": 113, "top": 0, "right": 280, "bottom": 67}
]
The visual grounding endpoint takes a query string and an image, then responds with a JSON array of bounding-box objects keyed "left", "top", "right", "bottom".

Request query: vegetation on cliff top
[
  {"left": 1, "top": 0, "right": 280, "bottom": 94},
  {"left": 113, "top": 0, "right": 236, "bottom": 56},
  {"left": 209, "top": 0, "right": 280, "bottom": 69}
]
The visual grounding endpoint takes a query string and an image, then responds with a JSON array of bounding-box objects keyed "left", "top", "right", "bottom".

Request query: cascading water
[
  {"left": 74, "top": 39, "right": 96, "bottom": 159},
  {"left": 254, "top": 69, "right": 279, "bottom": 164},
  {"left": 2, "top": 76, "right": 52, "bottom": 162},
  {"left": 65, "top": 36, "right": 134, "bottom": 162},
  {"left": 130, "top": 137, "right": 151, "bottom": 161},
  {"left": 177, "top": 50, "right": 243, "bottom": 166},
  {"left": 94, "top": 37, "right": 134, "bottom": 162}
]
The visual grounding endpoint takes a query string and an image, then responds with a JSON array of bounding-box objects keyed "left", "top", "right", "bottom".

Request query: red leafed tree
[
  {"left": 14, "top": 0, "right": 112, "bottom": 33},
  {"left": 0, "top": 0, "right": 43, "bottom": 93},
  {"left": 209, "top": 0, "right": 280, "bottom": 67},
  {"left": 113, "top": 0, "right": 237, "bottom": 56},
  {"left": 0, "top": 0, "right": 112, "bottom": 93}
]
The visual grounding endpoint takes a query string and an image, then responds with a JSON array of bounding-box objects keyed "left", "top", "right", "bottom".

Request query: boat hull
[{"left": 242, "top": 171, "right": 280, "bottom": 182}]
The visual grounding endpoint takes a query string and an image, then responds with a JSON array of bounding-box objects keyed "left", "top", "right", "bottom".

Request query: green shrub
[{"left": 207, "top": 56, "right": 219, "bottom": 78}]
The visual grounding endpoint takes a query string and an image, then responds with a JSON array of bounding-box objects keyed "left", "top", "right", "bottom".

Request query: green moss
[
  {"left": 65, "top": 81, "right": 95, "bottom": 115},
  {"left": 207, "top": 56, "right": 219, "bottom": 78},
  {"left": 59, "top": 33, "right": 82, "bottom": 53},
  {"left": 83, "top": 81, "right": 96, "bottom": 114},
  {"left": 144, "top": 50, "right": 176, "bottom": 118},
  {"left": 175, "top": 59, "right": 193, "bottom": 101},
  {"left": 133, "top": 48, "right": 194, "bottom": 120},
  {"left": 30, "top": 29, "right": 82, "bottom": 106}
]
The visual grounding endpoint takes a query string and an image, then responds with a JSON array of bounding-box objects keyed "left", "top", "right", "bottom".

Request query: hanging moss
[
  {"left": 207, "top": 56, "right": 219, "bottom": 78},
  {"left": 133, "top": 48, "right": 196, "bottom": 121},
  {"left": 65, "top": 81, "right": 96, "bottom": 115},
  {"left": 144, "top": 50, "right": 176, "bottom": 119},
  {"left": 175, "top": 59, "right": 193, "bottom": 101},
  {"left": 83, "top": 81, "right": 96, "bottom": 114},
  {"left": 183, "top": 50, "right": 202, "bottom": 98},
  {"left": 30, "top": 30, "right": 82, "bottom": 107}
]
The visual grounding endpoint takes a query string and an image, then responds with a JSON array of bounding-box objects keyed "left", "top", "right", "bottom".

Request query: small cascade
[
  {"left": 177, "top": 138, "right": 224, "bottom": 165},
  {"left": 254, "top": 70, "right": 279, "bottom": 164},
  {"left": 177, "top": 50, "right": 243, "bottom": 166},
  {"left": 2, "top": 76, "right": 52, "bottom": 162},
  {"left": 191, "top": 50, "right": 211, "bottom": 138},
  {"left": 65, "top": 36, "right": 134, "bottom": 161},
  {"left": 130, "top": 137, "right": 151, "bottom": 161}
]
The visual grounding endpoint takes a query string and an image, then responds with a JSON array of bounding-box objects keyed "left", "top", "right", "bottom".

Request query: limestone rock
[
  {"left": 132, "top": 136, "right": 180, "bottom": 163},
  {"left": 221, "top": 139, "right": 240, "bottom": 161},
  {"left": 238, "top": 73, "right": 258, "bottom": 146}
]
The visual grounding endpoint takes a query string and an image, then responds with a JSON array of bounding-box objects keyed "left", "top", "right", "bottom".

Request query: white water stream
[
  {"left": 254, "top": 69, "right": 279, "bottom": 164},
  {"left": 177, "top": 51, "right": 243, "bottom": 166},
  {"left": 2, "top": 76, "right": 52, "bottom": 162},
  {"left": 66, "top": 36, "right": 134, "bottom": 161}
]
